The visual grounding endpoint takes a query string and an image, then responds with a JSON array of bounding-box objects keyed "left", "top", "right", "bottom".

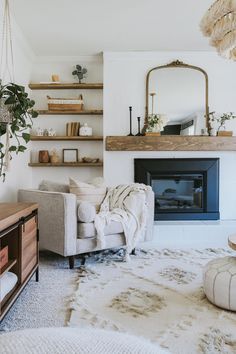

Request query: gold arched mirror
[{"left": 145, "top": 60, "right": 209, "bottom": 135}]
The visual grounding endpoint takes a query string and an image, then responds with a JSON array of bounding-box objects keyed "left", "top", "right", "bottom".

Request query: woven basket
[{"left": 47, "top": 94, "right": 83, "bottom": 111}]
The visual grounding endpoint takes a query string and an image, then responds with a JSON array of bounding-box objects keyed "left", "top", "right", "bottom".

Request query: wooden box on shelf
[
  {"left": 47, "top": 95, "right": 84, "bottom": 112},
  {"left": 217, "top": 131, "right": 233, "bottom": 137}
]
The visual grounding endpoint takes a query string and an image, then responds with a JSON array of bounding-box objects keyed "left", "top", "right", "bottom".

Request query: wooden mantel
[{"left": 106, "top": 136, "right": 236, "bottom": 151}]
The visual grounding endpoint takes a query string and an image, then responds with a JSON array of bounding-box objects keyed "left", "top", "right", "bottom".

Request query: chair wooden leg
[
  {"left": 80, "top": 256, "right": 86, "bottom": 266},
  {"left": 69, "top": 256, "right": 75, "bottom": 269}
]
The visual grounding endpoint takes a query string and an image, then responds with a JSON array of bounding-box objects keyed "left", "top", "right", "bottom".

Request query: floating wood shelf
[
  {"left": 30, "top": 135, "right": 103, "bottom": 141},
  {"left": 37, "top": 109, "right": 103, "bottom": 115},
  {"left": 106, "top": 136, "right": 236, "bottom": 151},
  {"left": 28, "top": 162, "right": 103, "bottom": 167},
  {"left": 29, "top": 83, "right": 103, "bottom": 90},
  {"left": 0, "top": 259, "right": 17, "bottom": 277}
]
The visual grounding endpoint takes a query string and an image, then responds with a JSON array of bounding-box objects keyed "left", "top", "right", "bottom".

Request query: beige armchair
[{"left": 18, "top": 183, "right": 154, "bottom": 268}]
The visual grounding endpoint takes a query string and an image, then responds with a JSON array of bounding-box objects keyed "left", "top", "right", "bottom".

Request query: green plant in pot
[
  {"left": 208, "top": 111, "right": 236, "bottom": 135},
  {"left": 0, "top": 81, "right": 38, "bottom": 181}
]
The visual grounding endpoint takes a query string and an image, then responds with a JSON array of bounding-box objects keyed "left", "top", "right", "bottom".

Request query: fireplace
[{"left": 134, "top": 158, "right": 219, "bottom": 220}]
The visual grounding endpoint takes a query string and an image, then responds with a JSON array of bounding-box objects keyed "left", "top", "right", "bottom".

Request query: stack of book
[{"left": 66, "top": 122, "right": 80, "bottom": 136}]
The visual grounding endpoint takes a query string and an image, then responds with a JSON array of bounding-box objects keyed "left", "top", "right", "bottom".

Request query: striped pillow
[{"left": 69, "top": 178, "right": 106, "bottom": 212}]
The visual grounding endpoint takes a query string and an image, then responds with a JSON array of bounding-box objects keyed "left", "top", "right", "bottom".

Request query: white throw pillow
[
  {"left": 69, "top": 178, "right": 106, "bottom": 212},
  {"left": 77, "top": 201, "right": 96, "bottom": 223}
]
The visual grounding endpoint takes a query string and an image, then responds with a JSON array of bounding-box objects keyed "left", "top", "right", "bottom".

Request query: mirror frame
[{"left": 145, "top": 60, "right": 210, "bottom": 133}]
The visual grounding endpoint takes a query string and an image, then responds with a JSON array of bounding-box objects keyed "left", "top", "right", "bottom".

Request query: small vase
[
  {"left": 152, "top": 123, "right": 160, "bottom": 133},
  {"left": 79, "top": 123, "right": 92, "bottom": 136},
  {"left": 39, "top": 150, "right": 50, "bottom": 163},
  {"left": 210, "top": 128, "right": 217, "bottom": 136}
]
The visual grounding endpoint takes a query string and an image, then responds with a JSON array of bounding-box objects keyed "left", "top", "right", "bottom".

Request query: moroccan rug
[{"left": 69, "top": 248, "right": 236, "bottom": 354}]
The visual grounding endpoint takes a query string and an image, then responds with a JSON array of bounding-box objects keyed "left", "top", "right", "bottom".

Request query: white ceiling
[{"left": 11, "top": 0, "right": 213, "bottom": 56}]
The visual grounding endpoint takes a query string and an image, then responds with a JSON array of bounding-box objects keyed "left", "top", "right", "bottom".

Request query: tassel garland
[{"left": 200, "top": 0, "right": 236, "bottom": 60}]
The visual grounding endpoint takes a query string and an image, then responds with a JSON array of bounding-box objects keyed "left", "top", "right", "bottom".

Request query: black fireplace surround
[{"left": 134, "top": 158, "right": 219, "bottom": 221}]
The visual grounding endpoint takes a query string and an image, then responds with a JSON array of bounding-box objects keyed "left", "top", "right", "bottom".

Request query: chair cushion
[
  {"left": 70, "top": 178, "right": 106, "bottom": 212},
  {"left": 77, "top": 201, "right": 96, "bottom": 223},
  {"left": 78, "top": 221, "right": 123, "bottom": 239}
]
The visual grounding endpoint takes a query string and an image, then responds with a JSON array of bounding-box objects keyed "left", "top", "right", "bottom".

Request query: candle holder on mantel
[
  {"left": 136, "top": 117, "right": 142, "bottom": 136},
  {"left": 127, "top": 106, "right": 134, "bottom": 136},
  {"left": 150, "top": 92, "right": 156, "bottom": 115}
]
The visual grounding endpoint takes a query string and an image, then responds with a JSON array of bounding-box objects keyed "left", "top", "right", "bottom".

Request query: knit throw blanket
[{"left": 94, "top": 184, "right": 148, "bottom": 260}]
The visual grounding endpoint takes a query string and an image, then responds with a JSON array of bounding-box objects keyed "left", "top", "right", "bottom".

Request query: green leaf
[
  {"left": 31, "top": 110, "right": 38, "bottom": 118},
  {"left": 5, "top": 96, "right": 15, "bottom": 105},
  {"left": 9, "top": 145, "right": 17, "bottom": 152},
  {"left": 18, "top": 145, "right": 27, "bottom": 152},
  {"left": 11, "top": 125, "right": 20, "bottom": 133},
  {"left": 22, "top": 133, "right": 30, "bottom": 143},
  {"left": 6, "top": 86, "right": 17, "bottom": 94}
]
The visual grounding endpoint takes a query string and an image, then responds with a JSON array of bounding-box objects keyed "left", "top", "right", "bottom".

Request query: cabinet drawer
[{"left": 21, "top": 216, "right": 37, "bottom": 282}]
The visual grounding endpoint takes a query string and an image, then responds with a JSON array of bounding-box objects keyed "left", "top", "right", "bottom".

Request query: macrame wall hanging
[
  {"left": 200, "top": 0, "right": 236, "bottom": 60},
  {"left": 0, "top": 0, "right": 14, "bottom": 172}
]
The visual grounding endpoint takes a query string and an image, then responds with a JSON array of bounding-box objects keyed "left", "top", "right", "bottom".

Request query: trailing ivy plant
[{"left": 0, "top": 81, "right": 38, "bottom": 181}]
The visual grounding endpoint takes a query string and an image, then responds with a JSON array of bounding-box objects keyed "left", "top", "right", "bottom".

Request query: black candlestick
[
  {"left": 127, "top": 106, "right": 134, "bottom": 136},
  {"left": 136, "top": 117, "right": 142, "bottom": 136}
]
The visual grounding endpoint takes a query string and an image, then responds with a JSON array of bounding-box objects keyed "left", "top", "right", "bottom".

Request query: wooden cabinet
[{"left": 0, "top": 203, "right": 39, "bottom": 322}]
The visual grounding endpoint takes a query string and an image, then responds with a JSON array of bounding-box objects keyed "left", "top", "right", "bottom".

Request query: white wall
[
  {"left": 0, "top": 7, "right": 35, "bottom": 202},
  {"left": 29, "top": 55, "right": 103, "bottom": 187},
  {"left": 103, "top": 51, "right": 236, "bottom": 220}
]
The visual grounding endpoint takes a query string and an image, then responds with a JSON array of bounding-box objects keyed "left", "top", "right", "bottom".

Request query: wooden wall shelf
[
  {"left": 28, "top": 162, "right": 103, "bottom": 167},
  {"left": 29, "top": 83, "right": 103, "bottom": 90},
  {"left": 106, "top": 136, "right": 236, "bottom": 151},
  {"left": 37, "top": 109, "right": 103, "bottom": 115},
  {"left": 30, "top": 136, "right": 103, "bottom": 141}
]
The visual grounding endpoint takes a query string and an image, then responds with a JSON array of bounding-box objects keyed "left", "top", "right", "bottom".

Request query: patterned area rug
[{"left": 69, "top": 249, "right": 236, "bottom": 354}]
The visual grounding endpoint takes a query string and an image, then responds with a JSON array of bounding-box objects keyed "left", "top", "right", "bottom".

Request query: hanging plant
[{"left": 0, "top": 81, "right": 38, "bottom": 181}]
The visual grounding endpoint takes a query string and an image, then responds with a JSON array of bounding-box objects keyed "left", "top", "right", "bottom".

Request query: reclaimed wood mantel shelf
[{"left": 105, "top": 136, "right": 236, "bottom": 151}]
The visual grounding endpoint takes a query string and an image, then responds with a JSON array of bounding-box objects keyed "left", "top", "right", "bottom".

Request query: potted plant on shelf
[
  {"left": 72, "top": 65, "right": 87, "bottom": 84},
  {"left": 0, "top": 81, "right": 38, "bottom": 181},
  {"left": 208, "top": 112, "right": 236, "bottom": 136}
]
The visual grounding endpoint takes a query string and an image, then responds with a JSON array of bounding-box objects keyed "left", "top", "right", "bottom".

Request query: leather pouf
[
  {"left": 0, "top": 327, "right": 171, "bottom": 354},
  {"left": 203, "top": 256, "right": 236, "bottom": 310}
]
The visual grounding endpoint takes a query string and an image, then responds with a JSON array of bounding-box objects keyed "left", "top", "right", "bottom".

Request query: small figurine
[
  {"left": 72, "top": 65, "right": 87, "bottom": 83},
  {"left": 36, "top": 127, "right": 44, "bottom": 136},
  {"left": 48, "top": 128, "right": 56, "bottom": 136}
]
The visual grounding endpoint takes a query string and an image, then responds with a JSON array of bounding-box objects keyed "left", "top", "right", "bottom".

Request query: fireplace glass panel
[{"left": 152, "top": 174, "right": 203, "bottom": 212}]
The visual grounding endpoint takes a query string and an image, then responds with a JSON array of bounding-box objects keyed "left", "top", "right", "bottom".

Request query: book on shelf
[{"left": 66, "top": 122, "right": 80, "bottom": 136}]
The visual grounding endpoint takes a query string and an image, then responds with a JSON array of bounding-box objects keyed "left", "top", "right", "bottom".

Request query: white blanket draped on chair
[{"left": 94, "top": 183, "right": 148, "bottom": 260}]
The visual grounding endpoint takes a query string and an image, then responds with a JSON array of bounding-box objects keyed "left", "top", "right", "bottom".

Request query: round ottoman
[
  {"left": 203, "top": 256, "right": 236, "bottom": 310},
  {"left": 0, "top": 327, "right": 171, "bottom": 354}
]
